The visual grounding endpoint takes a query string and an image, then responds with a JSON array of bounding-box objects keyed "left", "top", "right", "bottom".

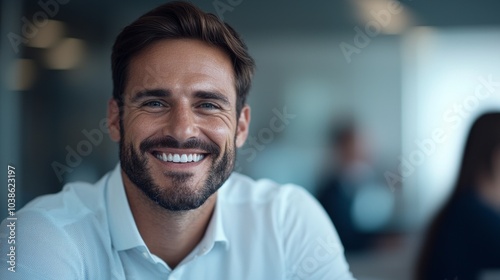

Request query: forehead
[{"left": 125, "top": 39, "right": 236, "bottom": 99}]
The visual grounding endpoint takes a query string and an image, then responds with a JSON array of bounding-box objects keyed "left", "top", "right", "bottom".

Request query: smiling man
[{"left": 0, "top": 2, "right": 354, "bottom": 279}]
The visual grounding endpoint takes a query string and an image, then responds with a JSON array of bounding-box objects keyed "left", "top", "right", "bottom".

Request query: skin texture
[{"left": 107, "top": 39, "right": 250, "bottom": 267}]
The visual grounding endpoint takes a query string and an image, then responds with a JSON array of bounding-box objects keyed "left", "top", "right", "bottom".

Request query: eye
[
  {"left": 143, "top": 100, "right": 164, "bottom": 107},
  {"left": 198, "top": 103, "right": 219, "bottom": 110}
]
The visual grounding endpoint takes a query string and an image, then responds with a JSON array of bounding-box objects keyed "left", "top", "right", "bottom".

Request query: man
[{"left": 1, "top": 2, "right": 354, "bottom": 279}]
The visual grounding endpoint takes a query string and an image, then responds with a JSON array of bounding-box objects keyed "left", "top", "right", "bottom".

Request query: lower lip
[{"left": 150, "top": 153, "right": 208, "bottom": 169}]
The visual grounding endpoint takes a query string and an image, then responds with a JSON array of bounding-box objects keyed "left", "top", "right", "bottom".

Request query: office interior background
[{"left": 1, "top": 0, "right": 500, "bottom": 279}]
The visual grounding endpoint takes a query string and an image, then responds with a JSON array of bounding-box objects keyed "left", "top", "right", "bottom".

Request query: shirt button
[{"left": 142, "top": 251, "right": 149, "bottom": 259}]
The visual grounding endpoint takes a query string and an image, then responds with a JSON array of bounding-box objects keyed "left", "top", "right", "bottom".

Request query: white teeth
[
  {"left": 156, "top": 152, "right": 205, "bottom": 163},
  {"left": 180, "top": 154, "right": 188, "bottom": 163},
  {"left": 173, "top": 154, "right": 181, "bottom": 162}
]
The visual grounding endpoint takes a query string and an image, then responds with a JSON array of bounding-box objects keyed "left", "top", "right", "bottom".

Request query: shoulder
[
  {"left": 0, "top": 209, "right": 84, "bottom": 278},
  {"left": 21, "top": 174, "right": 109, "bottom": 218},
  {"left": 219, "top": 173, "right": 354, "bottom": 279},
  {"left": 219, "top": 172, "right": 331, "bottom": 228},
  {"left": 0, "top": 175, "right": 113, "bottom": 278},
  {"left": 219, "top": 172, "right": 339, "bottom": 249},
  {"left": 14, "top": 173, "right": 112, "bottom": 245}
]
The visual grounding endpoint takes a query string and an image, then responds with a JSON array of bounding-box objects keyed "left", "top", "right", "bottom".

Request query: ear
[
  {"left": 235, "top": 105, "right": 251, "bottom": 148},
  {"left": 107, "top": 98, "right": 121, "bottom": 142}
]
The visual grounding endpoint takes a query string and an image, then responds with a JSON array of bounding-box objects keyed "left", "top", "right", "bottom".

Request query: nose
[{"left": 163, "top": 103, "right": 199, "bottom": 143}]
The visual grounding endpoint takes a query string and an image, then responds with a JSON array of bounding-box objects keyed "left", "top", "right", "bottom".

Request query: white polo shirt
[{"left": 0, "top": 164, "right": 354, "bottom": 280}]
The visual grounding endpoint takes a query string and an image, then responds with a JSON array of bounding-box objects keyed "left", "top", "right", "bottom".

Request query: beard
[{"left": 119, "top": 133, "right": 235, "bottom": 212}]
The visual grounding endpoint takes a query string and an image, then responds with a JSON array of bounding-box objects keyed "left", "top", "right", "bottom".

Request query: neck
[{"left": 121, "top": 170, "right": 216, "bottom": 268}]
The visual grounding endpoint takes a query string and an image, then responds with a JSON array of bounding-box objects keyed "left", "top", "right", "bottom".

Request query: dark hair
[
  {"left": 111, "top": 1, "right": 255, "bottom": 117},
  {"left": 415, "top": 111, "right": 500, "bottom": 279}
]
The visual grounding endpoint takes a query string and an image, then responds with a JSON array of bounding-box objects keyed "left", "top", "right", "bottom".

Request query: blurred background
[{"left": 1, "top": 0, "right": 500, "bottom": 279}]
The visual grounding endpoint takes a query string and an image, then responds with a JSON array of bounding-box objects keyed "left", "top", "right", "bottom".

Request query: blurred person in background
[
  {"left": 316, "top": 119, "right": 394, "bottom": 253},
  {"left": 0, "top": 2, "right": 355, "bottom": 279},
  {"left": 416, "top": 112, "right": 500, "bottom": 280}
]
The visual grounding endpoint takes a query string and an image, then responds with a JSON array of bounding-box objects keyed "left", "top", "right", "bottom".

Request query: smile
[{"left": 154, "top": 152, "right": 205, "bottom": 163}]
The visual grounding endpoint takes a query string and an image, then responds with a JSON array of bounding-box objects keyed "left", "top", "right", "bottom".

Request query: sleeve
[
  {"left": 279, "top": 186, "right": 356, "bottom": 280},
  {"left": 0, "top": 210, "right": 83, "bottom": 280}
]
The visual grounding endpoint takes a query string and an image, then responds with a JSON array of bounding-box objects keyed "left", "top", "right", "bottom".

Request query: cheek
[
  {"left": 122, "top": 113, "right": 158, "bottom": 144},
  {"left": 201, "top": 119, "right": 236, "bottom": 149}
]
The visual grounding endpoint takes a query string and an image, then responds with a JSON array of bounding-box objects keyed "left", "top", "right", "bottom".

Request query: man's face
[{"left": 108, "top": 39, "right": 250, "bottom": 211}]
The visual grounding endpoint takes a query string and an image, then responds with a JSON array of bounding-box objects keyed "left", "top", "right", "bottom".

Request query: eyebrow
[
  {"left": 130, "top": 89, "right": 170, "bottom": 103},
  {"left": 194, "top": 91, "right": 230, "bottom": 106}
]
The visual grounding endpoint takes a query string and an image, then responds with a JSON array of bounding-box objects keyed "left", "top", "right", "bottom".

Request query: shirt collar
[
  {"left": 198, "top": 186, "right": 229, "bottom": 252},
  {"left": 106, "top": 163, "right": 230, "bottom": 252},
  {"left": 106, "top": 164, "right": 145, "bottom": 251}
]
